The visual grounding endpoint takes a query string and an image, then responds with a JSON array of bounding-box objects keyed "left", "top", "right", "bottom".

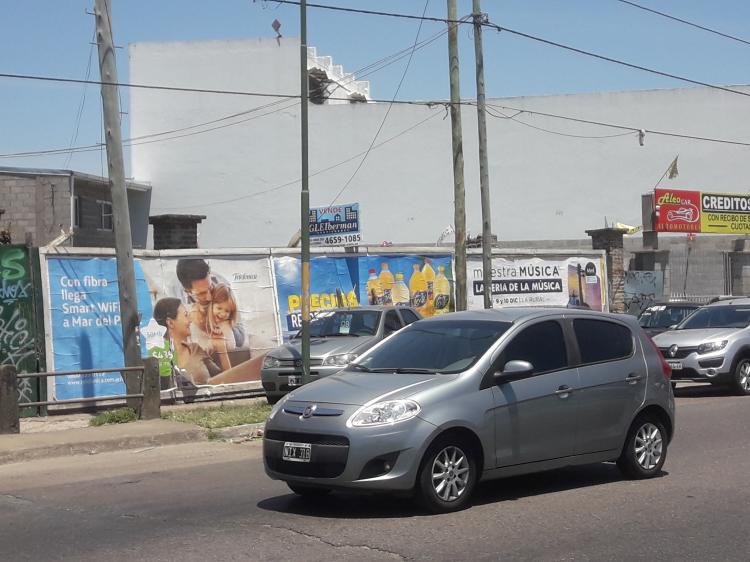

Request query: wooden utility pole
[
  {"left": 447, "top": 0, "right": 467, "bottom": 311},
  {"left": 472, "top": 0, "right": 493, "bottom": 309},
  {"left": 94, "top": 0, "right": 142, "bottom": 399},
  {"left": 300, "top": 0, "right": 311, "bottom": 384}
]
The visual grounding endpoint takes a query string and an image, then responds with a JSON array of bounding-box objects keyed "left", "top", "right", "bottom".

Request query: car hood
[
  {"left": 285, "top": 371, "right": 449, "bottom": 406},
  {"left": 268, "top": 336, "right": 377, "bottom": 360},
  {"left": 653, "top": 328, "right": 739, "bottom": 347}
]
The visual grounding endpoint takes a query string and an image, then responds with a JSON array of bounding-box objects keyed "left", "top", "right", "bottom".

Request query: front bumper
[
  {"left": 261, "top": 365, "right": 343, "bottom": 397},
  {"left": 263, "top": 401, "right": 436, "bottom": 491},
  {"left": 659, "top": 347, "right": 730, "bottom": 382}
]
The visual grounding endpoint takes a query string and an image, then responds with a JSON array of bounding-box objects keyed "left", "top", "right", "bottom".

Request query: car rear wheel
[
  {"left": 617, "top": 415, "right": 667, "bottom": 479},
  {"left": 417, "top": 437, "right": 477, "bottom": 513},
  {"left": 732, "top": 358, "right": 750, "bottom": 396},
  {"left": 287, "top": 483, "right": 331, "bottom": 497}
]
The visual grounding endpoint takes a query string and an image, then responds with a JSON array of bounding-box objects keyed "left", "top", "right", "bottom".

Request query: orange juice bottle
[
  {"left": 409, "top": 264, "right": 429, "bottom": 316},
  {"left": 392, "top": 273, "right": 410, "bottom": 306},
  {"left": 366, "top": 269, "right": 384, "bottom": 305},
  {"left": 378, "top": 263, "right": 395, "bottom": 306},
  {"left": 422, "top": 259, "right": 436, "bottom": 315},
  {"left": 433, "top": 266, "right": 451, "bottom": 314}
]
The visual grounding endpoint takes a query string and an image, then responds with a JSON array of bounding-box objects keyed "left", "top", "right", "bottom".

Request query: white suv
[{"left": 653, "top": 297, "right": 750, "bottom": 395}]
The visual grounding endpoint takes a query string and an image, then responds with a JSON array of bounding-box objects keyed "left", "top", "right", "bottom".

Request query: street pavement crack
[{"left": 265, "top": 524, "right": 410, "bottom": 561}]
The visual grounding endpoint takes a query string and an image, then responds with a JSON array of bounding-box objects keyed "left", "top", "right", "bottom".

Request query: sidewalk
[{"left": 2, "top": 397, "right": 268, "bottom": 465}]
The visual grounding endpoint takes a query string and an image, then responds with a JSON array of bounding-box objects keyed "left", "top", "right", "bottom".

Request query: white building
[{"left": 129, "top": 37, "right": 750, "bottom": 248}]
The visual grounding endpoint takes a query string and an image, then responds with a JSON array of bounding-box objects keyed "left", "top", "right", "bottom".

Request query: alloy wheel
[
  {"left": 431, "top": 446, "right": 470, "bottom": 502},
  {"left": 634, "top": 422, "right": 663, "bottom": 471},
  {"left": 739, "top": 361, "right": 750, "bottom": 392}
]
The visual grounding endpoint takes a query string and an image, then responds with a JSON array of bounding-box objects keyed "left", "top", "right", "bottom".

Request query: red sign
[{"left": 654, "top": 188, "right": 701, "bottom": 233}]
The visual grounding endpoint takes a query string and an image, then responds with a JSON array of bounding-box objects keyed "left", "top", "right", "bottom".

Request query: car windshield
[
  {"left": 297, "top": 310, "right": 381, "bottom": 338},
  {"left": 677, "top": 305, "right": 750, "bottom": 330},
  {"left": 352, "top": 320, "right": 512, "bottom": 374},
  {"left": 638, "top": 305, "right": 696, "bottom": 328}
]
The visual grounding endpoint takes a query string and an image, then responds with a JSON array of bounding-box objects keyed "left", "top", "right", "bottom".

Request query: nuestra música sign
[{"left": 654, "top": 188, "right": 750, "bottom": 234}]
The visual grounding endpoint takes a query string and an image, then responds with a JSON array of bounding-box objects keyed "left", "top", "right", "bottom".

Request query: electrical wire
[
  {"left": 63, "top": 38, "right": 96, "bottom": 168},
  {"left": 268, "top": 0, "right": 461, "bottom": 25},
  {"left": 484, "top": 105, "right": 635, "bottom": 139},
  {"left": 153, "top": 110, "right": 443, "bottom": 211},
  {"left": 615, "top": 0, "right": 750, "bottom": 47},
  {"left": 329, "top": 0, "right": 431, "bottom": 205}
]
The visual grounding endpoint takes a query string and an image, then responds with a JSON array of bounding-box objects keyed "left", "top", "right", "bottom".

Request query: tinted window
[
  {"left": 304, "top": 310, "right": 381, "bottom": 337},
  {"left": 502, "top": 321, "right": 568, "bottom": 374},
  {"left": 400, "top": 309, "right": 420, "bottom": 325},
  {"left": 384, "top": 311, "right": 403, "bottom": 335},
  {"left": 678, "top": 305, "right": 750, "bottom": 330},
  {"left": 356, "top": 320, "right": 511, "bottom": 374},
  {"left": 574, "top": 319, "right": 633, "bottom": 364},
  {"left": 638, "top": 305, "right": 698, "bottom": 328}
]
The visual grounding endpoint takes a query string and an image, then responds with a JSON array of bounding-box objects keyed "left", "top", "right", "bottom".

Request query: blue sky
[{"left": 1, "top": 0, "right": 749, "bottom": 176}]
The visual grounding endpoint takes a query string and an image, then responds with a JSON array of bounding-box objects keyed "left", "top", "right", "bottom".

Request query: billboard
[
  {"left": 654, "top": 188, "right": 750, "bottom": 234},
  {"left": 309, "top": 203, "right": 361, "bottom": 247},
  {"left": 467, "top": 256, "right": 607, "bottom": 311}
]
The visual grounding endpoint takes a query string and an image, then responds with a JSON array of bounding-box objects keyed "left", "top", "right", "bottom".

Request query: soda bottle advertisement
[{"left": 356, "top": 255, "right": 454, "bottom": 318}]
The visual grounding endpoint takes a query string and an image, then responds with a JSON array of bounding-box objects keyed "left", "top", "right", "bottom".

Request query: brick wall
[{"left": 0, "top": 174, "right": 71, "bottom": 246}]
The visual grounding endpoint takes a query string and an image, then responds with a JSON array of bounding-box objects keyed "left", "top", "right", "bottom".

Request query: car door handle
[
  {"left": 625, "top": 374, "right": 643, "bottom": 384},
  {"left": 555, "top": 385, "right": 574, "bottom": 397}
]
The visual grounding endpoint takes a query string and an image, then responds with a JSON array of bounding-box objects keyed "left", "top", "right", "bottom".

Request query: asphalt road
[{"left": 1, "top": 385, "right": 749, "bottom": 562}]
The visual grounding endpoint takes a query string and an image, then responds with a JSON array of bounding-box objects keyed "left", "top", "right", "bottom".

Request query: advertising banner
[
  {"left": 309, "top": 203, "right": 361, "bottom": 247},
  {"left": 357, "top": 255, "right": 454, "bottom": 318},
  {"left": 1, "top": 245, "right": 40, "bottom": 412},
  {"left": 46, "top": 255, "right": 278, "bottom": 400},
  {"left": 47, "top": 257, "right": 153, "bottom": 401},
  {"left": 139, "top": 256, "right": 278, "bottom": 391},
  {"left": 273, "top": 256, "right": 359, "bottom": 342},
  {"left": 467, "top": 256, "right": 606, "bottom": 311},
  {"left": 654, "top": 188, "right": 750, "bottom": 234}
]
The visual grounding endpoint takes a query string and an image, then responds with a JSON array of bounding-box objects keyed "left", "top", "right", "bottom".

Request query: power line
[
  {"left": 485, "top": 106, "right": 634, "bottom": 139},
  {"left": 63, "top": 37, "right": 96, "bottom": 168},
  {"left": 268, "top": 0, "right": 461, "bottom": 25},
  {"left": 330, "top": 0, "right": 431, "bottom": 205},
  {"left": 615, "top": 0, "right": 750, "bottom": 47},
  {"left": 153, "top": 110, "right": 443, "bottom": 211}
]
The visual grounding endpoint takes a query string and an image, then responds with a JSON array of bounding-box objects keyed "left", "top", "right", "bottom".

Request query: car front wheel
[
  {"left": 417, "top": 437, "right": 477, "bottom": 513},
  {"left": 617, "top": 415, "right": 668, "bottom": 479},
  {"left": 733, "top": 358, "right": 750, "bottom": 396}
]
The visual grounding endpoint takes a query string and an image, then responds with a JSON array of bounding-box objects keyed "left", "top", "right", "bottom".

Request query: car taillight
[{"left": 646, "top": 334, "right": 671, "bottom": 379}]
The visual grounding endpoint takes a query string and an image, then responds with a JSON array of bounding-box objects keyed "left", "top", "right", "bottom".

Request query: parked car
[
  {"left": 637, "top": 302, "right": 702, "bottom": 337},
  {"left": 261, "top": 306, "right": 422, "bottom": 404},
  {"left": 264, "top": 308, "right": 675, "bottom": 513},
  {"left": 653, "top": 297, "right": 750, "bottom": 395}
]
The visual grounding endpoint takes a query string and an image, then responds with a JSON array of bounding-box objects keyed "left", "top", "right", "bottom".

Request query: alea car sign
[
  {"left": 654, "top": 189, "right": 700, "bottom": 233},
  {"left": 654, "top": 188, "right": 750, "bottom": 234}
]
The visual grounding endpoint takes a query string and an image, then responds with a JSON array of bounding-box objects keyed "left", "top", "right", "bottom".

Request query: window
[
  {"left": 303, "top": 310, "right": 381, "bottom": 338},
  {"left": 399, "top": 309, "right": 420, "bottom": 326},
  {"left": 677, "top": 305, "right": 750, "bottom": 330},
  {"left": 574, "top": 319, "right": 633, "bottom": 364},
  {"left": 384, "top": 311, "right": 403, "bottom": 336},
  {"left": 356, "top": 320, "right": 511, "bottom": 374},
  {"left": 72, "top": 196, "right": 81, "bottom": 228},
  {"left": 97, "top": 200, "right": 113, "bottom": 230},
  {"left": 501, "top": 321, "right": 568, "bottom": 374}
]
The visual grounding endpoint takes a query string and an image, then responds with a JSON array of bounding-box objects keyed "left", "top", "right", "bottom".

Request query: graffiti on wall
[
  {"left": 623, "top": 270, "right": 664, "bottom": 314},
  {"left": 0, "top": 246, "right": 37, "bottom": 404}
]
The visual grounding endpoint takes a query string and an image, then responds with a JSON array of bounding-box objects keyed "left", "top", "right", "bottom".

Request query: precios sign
[{"left": 654, "top": 188, "right": 750, "bottom": 234}]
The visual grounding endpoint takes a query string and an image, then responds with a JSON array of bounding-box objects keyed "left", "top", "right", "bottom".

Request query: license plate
[
  {"left": 287, "top": 375, "right": 301, "bottom": 387},
  {"left": 667, "top": 360, "right": 682, "bottom": 370},
  {"left": 282, "top": 442, "right": 311, "bottom": 463}
]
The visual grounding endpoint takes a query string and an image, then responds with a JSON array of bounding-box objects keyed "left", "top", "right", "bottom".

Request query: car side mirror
[{"left": 494, "top": 360, "right": 534, "bottom": 384}]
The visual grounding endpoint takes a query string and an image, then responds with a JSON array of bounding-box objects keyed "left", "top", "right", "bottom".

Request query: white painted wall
[{"left": 129, "top": 38, "right": 750, "bottom": 248}]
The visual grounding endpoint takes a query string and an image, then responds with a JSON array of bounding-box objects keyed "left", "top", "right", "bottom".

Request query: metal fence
[{"left": 0, "top": 358, "right": 160, "bottom": 434}]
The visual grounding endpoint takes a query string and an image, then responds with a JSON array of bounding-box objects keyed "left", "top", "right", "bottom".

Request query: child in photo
[{"left": 208, "top": 283, "right": 239, "bottom": 351}]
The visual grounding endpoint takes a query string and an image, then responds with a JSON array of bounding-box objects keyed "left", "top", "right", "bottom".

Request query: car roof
[
  {"left": 705, "top": 296, "right": 750, "bottom": 307},
  {"left": 418, "top": 307, "right": 632, "bottom": 324},
  {"left": 643, "top": 301, "right": 703, "bottom": 308}
]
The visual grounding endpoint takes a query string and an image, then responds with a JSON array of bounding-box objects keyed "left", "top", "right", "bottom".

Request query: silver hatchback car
[{"left": 264, "top": 308, "right": 675, "bottom": 512}]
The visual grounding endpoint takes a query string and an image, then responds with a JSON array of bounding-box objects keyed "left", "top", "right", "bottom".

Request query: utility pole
[
  {"left": 300, "top": 0, "right": 311, "bottom": 384},
  {"left": 94, "top": 0, "right": 142, "bottom": 400},
  {"left": 472, "top": 0, "right": 493, "bottom": 309},
  {"left": 447, "top": 0, "right": 467, "bottom": 311}
]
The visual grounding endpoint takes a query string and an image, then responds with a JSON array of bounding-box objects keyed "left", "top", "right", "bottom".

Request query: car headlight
[
  {"left": 697, "top": 340, "right": 728, "bottom": 354},
  {"left": 347, "top": 399, "right": 420, "bottom": 428},
  {"left": 322, "top": 353, "right": 358, "bottom": 367},
  {"left": 262, "top": 355, "right": 281, "bottom": 369}
]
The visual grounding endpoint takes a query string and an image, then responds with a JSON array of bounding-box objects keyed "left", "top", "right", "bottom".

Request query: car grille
[
  {"left": 659, "top": 346, "right": 697, "bottom": 359},
  {"left": 264, "top": 430, "right": 349, "bottom": 478},
  {"left": 671, "top": 368, "right": 707, "bottom": 381},
  {"left": 264, "top": 430, "right": 349, "bottom": 446}
]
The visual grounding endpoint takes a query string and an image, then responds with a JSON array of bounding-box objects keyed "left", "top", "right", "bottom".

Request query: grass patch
[
  {"left": 161, "top": 402, "right": 272, "bottom": 429},
  {"left": 90, "top": 407, "right": 138, "bottom": 427}
]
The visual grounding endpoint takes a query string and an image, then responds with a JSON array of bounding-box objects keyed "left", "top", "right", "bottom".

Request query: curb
[
  {"left": 211, "top": 422, "right": 265, "bottom": 442},
  {"left": 0, "top": 421, "right": 207, "bottom": 466}
]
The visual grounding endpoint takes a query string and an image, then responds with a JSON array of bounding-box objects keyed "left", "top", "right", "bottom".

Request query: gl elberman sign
[{"left": 309, "top": 203, "right": 361, "bottom": 247}]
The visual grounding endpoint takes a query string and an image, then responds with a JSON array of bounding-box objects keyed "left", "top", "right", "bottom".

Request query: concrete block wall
[{"left": 0, "top": 174, "right": 71, "bottom": 246}]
